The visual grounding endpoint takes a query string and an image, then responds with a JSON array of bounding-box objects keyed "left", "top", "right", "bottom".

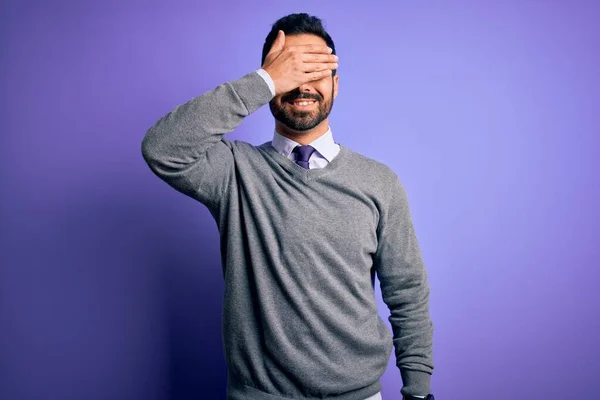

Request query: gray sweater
[{"left": 141, "top": 71, "right": 434, "bottom": 399}]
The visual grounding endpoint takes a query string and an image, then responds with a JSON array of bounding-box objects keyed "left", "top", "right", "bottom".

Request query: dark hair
[{"left": 261, "top": 13, "right": 337, "bottom": 76}]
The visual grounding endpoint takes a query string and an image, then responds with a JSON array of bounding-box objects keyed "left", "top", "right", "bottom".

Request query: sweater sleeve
[
  {"left": 374, "top": 176, "right": 434, "bottom": 397},
  {"left": 141, "top": 70, "right": 274, "bottom": 208}
]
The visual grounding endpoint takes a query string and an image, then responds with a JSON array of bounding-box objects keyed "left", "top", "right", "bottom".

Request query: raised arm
[
  {"left": 141, "top": 71, "right": 273, "bottom": 207},
  {"left": 374, "top": 176, "right": 434, "bottom": 398},
  {"left": 141, "top": 30, "right": 338, "bottom": 209}
]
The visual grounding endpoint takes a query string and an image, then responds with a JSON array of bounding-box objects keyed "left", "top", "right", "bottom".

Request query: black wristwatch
[{"left": 403, "top": 395, "right": 434, "bottom": 400}]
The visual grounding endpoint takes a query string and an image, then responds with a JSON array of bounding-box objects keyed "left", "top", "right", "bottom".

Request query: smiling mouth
[{"left": 287, "top": 99, "right": 318, "bottom": 109}]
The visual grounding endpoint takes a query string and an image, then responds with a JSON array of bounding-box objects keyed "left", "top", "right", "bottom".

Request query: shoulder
[{"left": 343, "top": 146, "right": 402, "bottom": 189}]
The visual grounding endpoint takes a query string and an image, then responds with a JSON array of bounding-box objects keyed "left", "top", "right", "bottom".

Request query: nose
[{"left": 298, "top": 82, "right": 313, "bottom": 92}]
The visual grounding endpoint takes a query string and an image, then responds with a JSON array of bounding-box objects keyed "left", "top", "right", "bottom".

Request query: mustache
[{"left": 283, "top": 94, "right": 321, "bottom": 102}]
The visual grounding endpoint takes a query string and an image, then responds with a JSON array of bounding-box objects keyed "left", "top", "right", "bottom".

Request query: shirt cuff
[{"left": 255, "top": 68, "right": 276, "bottom": 98}]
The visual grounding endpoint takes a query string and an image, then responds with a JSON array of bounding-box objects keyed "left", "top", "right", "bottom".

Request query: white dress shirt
[{"left": 271, "top": 125, "right": 340, "bottom": 169}]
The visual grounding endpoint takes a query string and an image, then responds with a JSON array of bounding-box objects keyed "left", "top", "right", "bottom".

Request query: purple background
[{"left": 1, "top": 1, "right": 598, "bottom": 399}]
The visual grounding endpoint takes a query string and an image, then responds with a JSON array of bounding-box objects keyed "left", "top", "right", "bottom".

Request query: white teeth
[{"left": 293, "top": 101, "right": 315, "bottom": 106}]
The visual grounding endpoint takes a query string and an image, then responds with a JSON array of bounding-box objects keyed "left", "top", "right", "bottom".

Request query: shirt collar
[{"left": 271, "top": 126, "right": 338, "bottom": 162}]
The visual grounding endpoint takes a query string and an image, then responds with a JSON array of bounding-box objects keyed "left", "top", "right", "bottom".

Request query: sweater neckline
[{"left": 259, "top": 141, "right": 350, "bottom": 182}]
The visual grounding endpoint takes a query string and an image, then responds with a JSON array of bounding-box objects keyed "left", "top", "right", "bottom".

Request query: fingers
[
  {"left": 300, "top": 52, "right": 338, "bottom": 74},
  {"left": 302, "top": 62, "right": 338, "bottom": 73},
  {"left": 268, "top": 32, "right": 330, "bottom": 57},
  {"left": 286, "top": 44, "right": 332, "bottom": 54},
  {"left": 307, "top": 69, "right": 333, "bottom": 81},
  {"left": 301, "top": 53, "right": 338, "bottom": 63}
]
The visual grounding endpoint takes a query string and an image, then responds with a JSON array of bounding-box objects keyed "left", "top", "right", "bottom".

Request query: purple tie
[{"left": 292, "top": 145, "right": 316, "bottom": 169}]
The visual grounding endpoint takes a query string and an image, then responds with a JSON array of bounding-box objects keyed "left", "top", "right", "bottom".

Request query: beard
[{"left": 269, "top": 86, "right": 334, "bottom": 131}]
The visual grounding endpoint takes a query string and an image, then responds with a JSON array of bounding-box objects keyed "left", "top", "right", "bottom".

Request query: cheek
[{"left": 316, "top": 82, "right": 333, "bottom": 100}]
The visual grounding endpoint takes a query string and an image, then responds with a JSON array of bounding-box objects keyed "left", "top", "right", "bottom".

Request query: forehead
[{"left": 284, "top": 33, "right": 327, "bottom": 47}]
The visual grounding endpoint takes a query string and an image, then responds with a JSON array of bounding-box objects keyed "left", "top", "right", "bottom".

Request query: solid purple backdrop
[{"left": 1, "top": 1, "right": 598, "bottom": 399}]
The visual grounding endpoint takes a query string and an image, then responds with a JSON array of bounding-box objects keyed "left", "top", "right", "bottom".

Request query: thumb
[{"left": 271, "top": 30, "right": 285, "bottom": 53}]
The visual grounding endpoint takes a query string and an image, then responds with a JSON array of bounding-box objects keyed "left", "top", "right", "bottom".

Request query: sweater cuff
[
  {"left": 228, "top": 70, "right": 275, "bottom": 114},
  {"left": 400, "top": 369, "right": 431, "bottom": 397}
]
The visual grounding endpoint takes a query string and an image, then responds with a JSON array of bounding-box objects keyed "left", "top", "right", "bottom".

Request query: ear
[{"left": 333, "top": 73, "right": 339, "bottom": 99}]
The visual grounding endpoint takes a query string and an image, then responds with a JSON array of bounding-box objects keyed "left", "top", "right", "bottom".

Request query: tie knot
[{"left": 292, "top": 145, "right": 316, "bottom": 163}]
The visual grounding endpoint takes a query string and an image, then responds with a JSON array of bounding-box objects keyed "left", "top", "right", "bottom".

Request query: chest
[{"left": 238, "top": 171, "right": 381, "bottom": 261}]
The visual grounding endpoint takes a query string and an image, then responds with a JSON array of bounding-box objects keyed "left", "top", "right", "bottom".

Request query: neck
[{"left": 275, "top": 119, "right": 329, "bottom": 146}]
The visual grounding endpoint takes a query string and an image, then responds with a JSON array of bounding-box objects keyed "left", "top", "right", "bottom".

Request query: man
[{"left": 142, "top": 13, "right": 434, "bottom": 400}]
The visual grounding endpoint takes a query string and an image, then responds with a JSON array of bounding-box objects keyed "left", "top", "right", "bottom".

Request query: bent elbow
[{"left": 140, "top": 127, "right": 161, "bottom": 168}]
